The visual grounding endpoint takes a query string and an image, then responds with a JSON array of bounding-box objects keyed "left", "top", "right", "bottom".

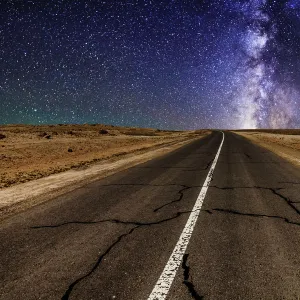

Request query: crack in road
[
  {"left": 31, "top": 183, "right": 299, "bottom": 299},
  {"left": 61, "top": 226, "right": 136, "bottom": 300},
  {"left": 32, "top": 209, "right": 202, "bottom": 300},
  {"left": 207, "top": 208, "right": 300, "bottom": 227},
  {"left": 244, "top": 153, "right": 252, "bottom": 159},
  {"left": 182, "top": 254, "right": 204, "bottom": 300},
  {"left": 31, "top": 209, "right": 196, "bottom": 229},
  {"left": 153, "top": 185, "right": 192, "bottom": 212},
  {"left": 210, "top": 186, "right": 300, "bottom": 215},
  {"left": 88, "top": 183, "right": 205, "bottom": 213},
  {"left": 271, "top": 188, "right": 300, "bottom": 215}
]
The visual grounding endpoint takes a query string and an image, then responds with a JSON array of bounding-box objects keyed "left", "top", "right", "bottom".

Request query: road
[{"left": 1, "top": 131, "right": 300, "bottom": 300}]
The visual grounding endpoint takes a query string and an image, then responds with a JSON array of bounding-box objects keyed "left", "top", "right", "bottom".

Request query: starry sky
[{"left": 1, "top": 0, "right": 300, "bottom": 129}]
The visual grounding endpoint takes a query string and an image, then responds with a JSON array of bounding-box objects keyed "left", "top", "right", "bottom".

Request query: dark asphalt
[{"left": 1, "top": 131, "right": 300, "bottom": 300}]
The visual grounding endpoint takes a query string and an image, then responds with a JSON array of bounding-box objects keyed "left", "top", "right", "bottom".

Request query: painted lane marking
[{"left": 147, "top": 131, "right": 224, "bottom": 300}]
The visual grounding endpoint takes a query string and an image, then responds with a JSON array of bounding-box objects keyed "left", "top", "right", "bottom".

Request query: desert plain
[
  {"left": 0, "top": 124, "right": 208, "bottom": 189},
  {"left": 1, "top": 126, "right": 300, "bottom": 190}
]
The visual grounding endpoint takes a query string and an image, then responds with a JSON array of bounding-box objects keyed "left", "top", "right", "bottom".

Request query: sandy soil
[
  {"left": 0, "top": 124, "right": 209, "bottom": 220},
  {"left": 234, "top": 130, "right": 300, "bottom": 167},
  {"left": 0, "top": 124, "right": 208, "bottom": 189}
]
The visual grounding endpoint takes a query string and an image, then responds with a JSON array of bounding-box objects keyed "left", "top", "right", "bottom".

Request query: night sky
[{"left": 1, "top": 0, "right": 300, "bottom": 129}]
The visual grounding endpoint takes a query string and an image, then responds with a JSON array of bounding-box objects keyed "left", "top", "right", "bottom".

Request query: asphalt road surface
[{"left": 1, "top": 131, "right": 300, "bottom": 300}]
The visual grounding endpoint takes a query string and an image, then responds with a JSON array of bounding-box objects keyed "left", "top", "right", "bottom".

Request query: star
[{"left": 0, "top": 1, "right": 299, "bottom": 129}]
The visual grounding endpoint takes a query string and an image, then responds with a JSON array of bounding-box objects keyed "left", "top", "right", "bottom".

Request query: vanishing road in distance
[{"left": 1, "top": 131, "right": 300, "bottom": 299}]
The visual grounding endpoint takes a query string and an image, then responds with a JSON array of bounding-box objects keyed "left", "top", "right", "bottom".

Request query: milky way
[
  {"left": 1, "top": 1, "right": 300, "bottom": 129},
  {"left": 230, "top": 0, "right": 300, "bottom": 129}
]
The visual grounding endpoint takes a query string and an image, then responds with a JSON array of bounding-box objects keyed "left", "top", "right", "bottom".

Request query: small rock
[
  {"left": 68, "top": 148, "right": 73, "bottom": 152},
  {"left": 38, "top": 132, "right": 47, "bottom": 137},
  {"left": 45, "top": 135, "right": 51, "bottom": 139},
  {"left": 99, "top": 129, "right": 109, "bottom": 134},
  {"left": 0, "top": 133, "right": 6, "bottom": 139}
]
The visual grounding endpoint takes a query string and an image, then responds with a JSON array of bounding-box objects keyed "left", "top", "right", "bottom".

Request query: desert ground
[
  {"left": 0, "top": 124, "right": 208, "bottom": 189},
  {"left": 234, "top": 129, "right": 300, "bottom": 167}
]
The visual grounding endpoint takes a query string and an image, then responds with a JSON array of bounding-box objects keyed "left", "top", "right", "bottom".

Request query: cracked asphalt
[{"left": 1, "top": 131, "right": 300, "bottom": 300}]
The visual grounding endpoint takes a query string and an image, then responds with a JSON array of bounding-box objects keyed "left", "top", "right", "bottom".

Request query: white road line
[{"left": 147, "top": 131, "right": 224, "bottom": 300}]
